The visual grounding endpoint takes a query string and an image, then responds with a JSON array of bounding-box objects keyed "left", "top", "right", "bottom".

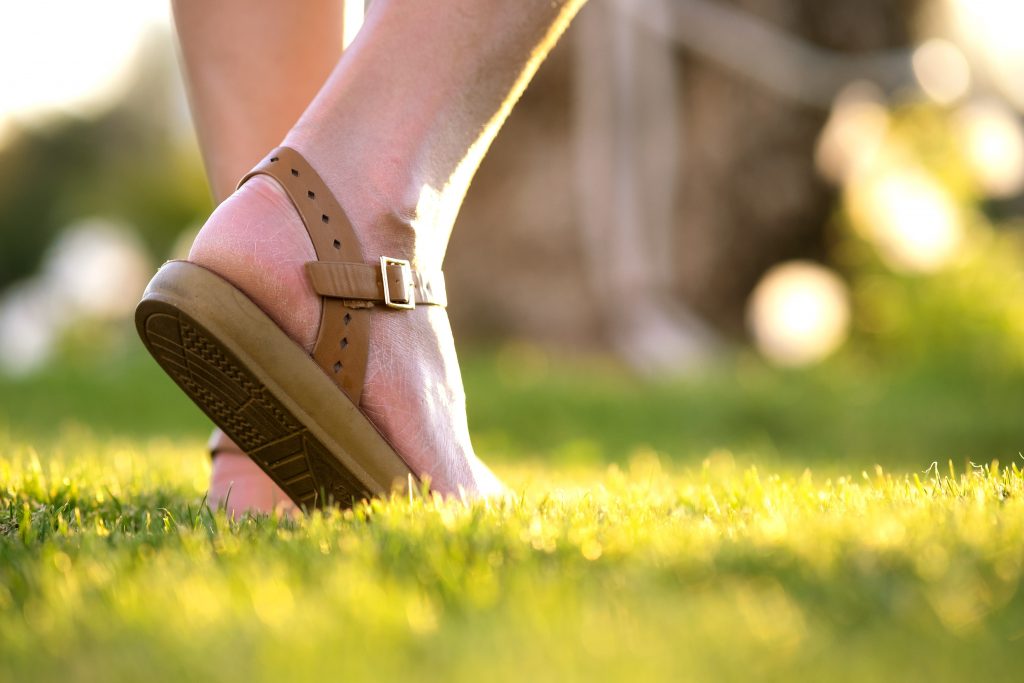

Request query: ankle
[{"left": 278, "top": 140, "right": 449, "bottom": 270}]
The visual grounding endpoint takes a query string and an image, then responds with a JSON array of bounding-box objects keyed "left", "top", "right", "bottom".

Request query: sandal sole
[{"left": 135, "top": 260, "right": 414, "bottom": 509}]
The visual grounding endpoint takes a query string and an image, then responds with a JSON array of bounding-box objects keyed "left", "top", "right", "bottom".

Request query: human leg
[
  {"left": 172, "top": 0, "right": 346, "bottom": 197},
  {"left": 172, "top": 0, "right": 346, "bottom": 513},
  {"left": 182, "top": 0, "right": 586, "bottom": 498}
]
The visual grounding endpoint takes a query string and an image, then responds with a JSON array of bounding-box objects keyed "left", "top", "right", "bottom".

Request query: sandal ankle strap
[
  {"left": 305, "top": 259, "right": 447, "bottom": 309},
  {"left": 238, "top": 146, "right": 441, "bottom": 405}
]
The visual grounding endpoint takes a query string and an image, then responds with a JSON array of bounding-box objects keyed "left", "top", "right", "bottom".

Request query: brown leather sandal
[{"left": 136, "top": 147, "right": 447, "bottom": 508}]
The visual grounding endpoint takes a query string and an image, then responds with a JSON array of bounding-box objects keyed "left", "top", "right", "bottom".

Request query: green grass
[
  {"left": 2, "top": 335, "right": 1024, "bottom": 681},
  {"left": 3, "top": 438, "right": 1024, "bottom": 682}
]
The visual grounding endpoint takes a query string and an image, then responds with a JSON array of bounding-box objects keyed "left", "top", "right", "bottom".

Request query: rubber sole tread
[{"left": 138, "top": 303, "right": 370, "bottom": 509}]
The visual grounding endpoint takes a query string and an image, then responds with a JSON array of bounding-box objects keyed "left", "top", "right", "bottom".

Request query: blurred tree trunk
[{"left": 446, "top": 0, "right": 921, "bottom": 349}]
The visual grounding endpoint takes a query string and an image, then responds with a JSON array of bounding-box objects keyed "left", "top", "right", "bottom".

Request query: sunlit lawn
[{"left": 2, "top": 336, "right": 1024, "bottom": 681}]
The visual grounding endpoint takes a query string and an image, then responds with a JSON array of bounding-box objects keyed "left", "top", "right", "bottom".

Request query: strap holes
[
  {"left": 340, "top": 337, "right": 348, "bottom": 350},
  {"left": 321, "top": 214, "right": 330, "bottom": 224},
  {"left": 307, "top": 190, "right": 316, "bottom": 200},
  {"left": 333, "top": 239, "right": 341, "bottom": 249},
  {"left": 291, "top": 168, "right": 300, "bottom": 177},
  {"left": 343, "top": 313, "right": 351, "bottom": 325},
  {"left": 270, "top": 156, "right": 279, "bottom": 163},
  {"left": 333, "top": 361, "right": 342, "bottom": 373}
]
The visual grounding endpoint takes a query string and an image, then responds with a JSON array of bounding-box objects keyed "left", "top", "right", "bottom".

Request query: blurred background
[{"left": 3, "top": 0, "right": 1024, "bottom": 471}]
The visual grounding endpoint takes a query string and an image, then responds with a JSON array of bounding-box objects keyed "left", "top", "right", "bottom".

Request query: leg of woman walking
[
  {"left": 172, "top": 0, "right": 345, "bottom": 198},
  {"left": 172, "top": 0, "right": 346, "bottom": 514},
  {"left": 179, "top": 0, "right": 586, "bottom": 498}
]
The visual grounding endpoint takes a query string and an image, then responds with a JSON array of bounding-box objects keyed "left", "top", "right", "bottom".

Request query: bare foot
[
  {"left": 208, "top": 449, "right": 297, "bottom": 517},
  {"left": 189, "top": 174, "right": 502, "bottom": 499}
]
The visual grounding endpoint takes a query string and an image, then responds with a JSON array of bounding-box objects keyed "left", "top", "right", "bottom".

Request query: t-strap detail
[{"left": 237, "top": 146, "right": 441, "bottom": 406}]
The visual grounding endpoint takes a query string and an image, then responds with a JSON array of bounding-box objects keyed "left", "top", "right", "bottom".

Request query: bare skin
[
  {"left": 172, "top": 0, "right": 345, "bottom": 200},
  {"left": 180, "top": 0, "right": 586, "bottom": 501}
]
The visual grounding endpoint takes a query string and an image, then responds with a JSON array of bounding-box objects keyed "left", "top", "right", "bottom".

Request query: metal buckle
[{"left": 380, "top": 256, "right": 415, "bottom": 310}]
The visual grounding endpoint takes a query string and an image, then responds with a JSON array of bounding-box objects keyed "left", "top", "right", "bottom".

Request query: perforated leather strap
[
  {"left": 305, "top": 262, "right": 447, "bottom": 307},
  {"left": 237, "top": 146, "right": 443, "bottom": 405}
]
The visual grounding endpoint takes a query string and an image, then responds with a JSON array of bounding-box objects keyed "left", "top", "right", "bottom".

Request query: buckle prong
[{"left": 380, "top": 256, "right": 415, "bottom": 310}]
